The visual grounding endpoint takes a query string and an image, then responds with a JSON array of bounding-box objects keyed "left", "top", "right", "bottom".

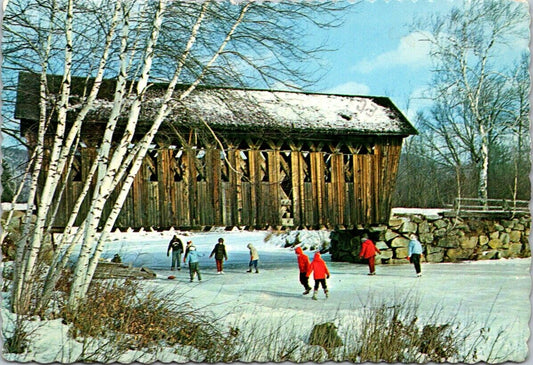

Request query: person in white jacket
[{"left": 246, "top": 243, "right": 260, "bottom": 273}]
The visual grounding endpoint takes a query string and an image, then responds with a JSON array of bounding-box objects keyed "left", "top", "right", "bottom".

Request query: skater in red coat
[
  {"left": 307, "top": 251, "right": 330, "bottom": 300},
  {"left": 359, "top": 235, "right": 381, "bottom": 275},
  {"left": 295, "top": 247, "right": 312, "bottom": 295}
]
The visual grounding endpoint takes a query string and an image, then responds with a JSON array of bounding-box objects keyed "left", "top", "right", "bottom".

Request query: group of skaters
[
  {"left": 357, "top": 234, "right": 423, "bottom": 277},
  {"left": 167, "top": 236, "right": 203, "bottom": 281},
  {"left": 167, "top": 233, "right": 425, "bottom": 298},
  {"left": 167, "top": 236, "right": 259, "bottom": 282},
  {"left": 295, "top": 234, "right": 424, "bottom": 300}
]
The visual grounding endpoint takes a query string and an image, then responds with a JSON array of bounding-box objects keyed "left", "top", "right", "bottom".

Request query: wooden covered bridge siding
[
  {"left": 16, "top": 73, "right": 417, "bottom": 230},
  {"left": 58, "top": 138, "right": 402, "bottom": 230}
]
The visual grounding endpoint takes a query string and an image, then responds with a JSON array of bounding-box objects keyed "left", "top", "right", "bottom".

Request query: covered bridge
[{"left": 16, "top": 72, "right": 417, "bottom": 230}]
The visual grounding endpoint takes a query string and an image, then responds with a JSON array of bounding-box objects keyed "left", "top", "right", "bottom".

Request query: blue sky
[
  {"left": 1, "top": 0, "right": 529, "bottom": 147},
  {"left": 307, "top": 0, "right": 529, "bottom": 120}
]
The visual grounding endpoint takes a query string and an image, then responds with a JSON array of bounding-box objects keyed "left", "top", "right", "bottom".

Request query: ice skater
[
  {"left": 186, "top": 245, "right": 202, "bottom": 282},
  {"left": 295, "top": 247, "right": 312, "bottom": 295},
  {"left": 183, "top": 240, "right": 193, "bottom": 264},
  {"left": 307, "top": 251, "right": 330, "bottom": 300},
  {"left": 209, "top": 237, "right": 228, "bottom": 274},
  {"left": 167, "top": 235, "right": 184, "bottom": 271},
  {"left": 359, "top": 235, "right": 381, "bottom": 275},
  {"left": 246, "top": 243, "right": 259, "bottom": 273},
  {"left": 408, "top": 234, "right": 423, "bottom": 277}
]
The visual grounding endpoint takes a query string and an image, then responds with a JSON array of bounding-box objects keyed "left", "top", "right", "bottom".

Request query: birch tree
[
  {"left": 2, "top": 0, "right": 350, "bottom": 314},
  {"left": 414, "top": 0, "right": 529, "bottom": 205},
  {"left": 502, "top": 54, "right": 530, "bottom": 205}
]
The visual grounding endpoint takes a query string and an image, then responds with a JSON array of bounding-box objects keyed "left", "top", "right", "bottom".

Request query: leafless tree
[
  {"left": 2, "top": 0, "right": 352, "bottom": 313},
  {"left": 413, "top": 0, "right": 529, "bottom": 206}
]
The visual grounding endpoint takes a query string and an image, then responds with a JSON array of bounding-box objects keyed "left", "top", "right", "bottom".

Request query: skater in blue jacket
[
  {"left": 407, "top": 234, "right": 424, "bottom": 277},
  {"left": 186, "top": 245, "right": 202, "bottom": 282}
]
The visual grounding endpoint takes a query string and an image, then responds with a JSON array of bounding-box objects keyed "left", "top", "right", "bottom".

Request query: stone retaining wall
[{"left": 330, "top": 210, "right": 531, "bottom": 264}]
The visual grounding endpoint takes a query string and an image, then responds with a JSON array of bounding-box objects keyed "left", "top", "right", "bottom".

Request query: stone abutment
[{"left": 330, "top": 209, "right": 531, "bottom": 264}]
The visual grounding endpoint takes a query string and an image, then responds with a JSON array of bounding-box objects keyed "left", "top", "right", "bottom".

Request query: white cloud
[
  {"left": 325, "top": 81, "right": 371, "bottom": 96},
  {"left": 352, "top": 31, "right": 433, "bottom": 74}
]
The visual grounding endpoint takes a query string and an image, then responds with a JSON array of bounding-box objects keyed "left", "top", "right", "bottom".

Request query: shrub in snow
[
  {"left": 59, "top": 279, "right": 238, "bottom": 362},
  {"left": 308, "top": 322, "right": 343, "bottom": 349}
]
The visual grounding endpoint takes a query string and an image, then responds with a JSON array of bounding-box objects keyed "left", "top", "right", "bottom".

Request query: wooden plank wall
[
  {"left": 376, "top": 139, "right": 403, "bottom": 222},
  {"left": 51, "top": 137, "right": 403, "bottom": 229}
]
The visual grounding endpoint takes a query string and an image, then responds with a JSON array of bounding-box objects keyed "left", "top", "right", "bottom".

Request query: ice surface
[{"left": 3, "top": 229, "right": 531, "bottom": 363}]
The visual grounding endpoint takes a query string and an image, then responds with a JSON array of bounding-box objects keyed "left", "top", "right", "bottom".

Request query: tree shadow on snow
[{"left": 242, "top": 289, "right": 305, "bottom": 299}]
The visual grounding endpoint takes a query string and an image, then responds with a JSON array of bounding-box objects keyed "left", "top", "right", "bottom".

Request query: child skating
[
  {"left": 183, "top": 240, "right": 193, "bottom": 264},
  {"left": 307, "top": 251, "right": 330, "bottom": 300},
  {"left": 295, "top": 247, "right": 312, "bottom": 295},
  {"left": 186, "top": 245, "right": 202, "bottom": 282},
  {"left": 408, "top": 234, "right": 424, "bottom": 277},
  {"left": 359, "top": 235, "right": 381, "bottom": 275},
  {"left": 246, "top": 243, "right": 260, "bottom": 273},
  {"left": 209, "top": 237, "right": 228, "bottom": 274}
]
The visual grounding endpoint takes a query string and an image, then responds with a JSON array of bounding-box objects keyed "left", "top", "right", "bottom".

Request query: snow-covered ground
[{"left": 2, "top": 229, "right": 531, "bottom": 363}]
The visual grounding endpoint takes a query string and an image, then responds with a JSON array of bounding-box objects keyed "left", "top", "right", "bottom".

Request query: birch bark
[
  {"left": 70, "top": 0, "right": 253, "bottom": 307},
  {"left": 11, "top": 0, "right": 122, "bottom": 314},
  {"left": 19, "top": 0, "right": 74, "bottom": 308},
  {"left": 11, "top": 0, "right": 60, "bottom": 313},
  {"left": 67, "top": 0, "right": 168, "bottom": 310},
  {"left": 39, "top": 1, "right": 130, "bottom": 311}
]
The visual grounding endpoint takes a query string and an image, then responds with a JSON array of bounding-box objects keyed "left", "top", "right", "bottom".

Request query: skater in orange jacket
[
  {"left": 295, "top": 247, "right": 312, "bottom": 295},
  {"left": 359, "top": 235, "right": 381, "bottom": 275},
  {"left": 307, "top": 251, "right": 330, "bottom": 300}
]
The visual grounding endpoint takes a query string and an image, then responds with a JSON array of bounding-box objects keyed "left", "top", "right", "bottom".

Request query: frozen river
[
  {"left": 8, "top": 229, "right": 529, "bottom": 363},
  {"left": 100, "top": 230, "right": 531, "bottom": 363}
]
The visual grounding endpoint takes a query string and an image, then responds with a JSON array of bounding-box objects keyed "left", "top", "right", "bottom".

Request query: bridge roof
[{"left": 16, "top": 72, "right": 417, "bottom": 137}]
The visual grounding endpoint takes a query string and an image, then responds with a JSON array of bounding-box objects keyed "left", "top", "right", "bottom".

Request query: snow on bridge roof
[
  {"left": 146, "top": 87, "right": 417, "bottom": 136},
  {"left": 16, "top": 72, "right": 417, "bottom": 137}
]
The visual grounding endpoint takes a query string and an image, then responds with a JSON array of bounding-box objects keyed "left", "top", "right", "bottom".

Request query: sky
[
  {"left": 0, "top": 0, "right": 529, "bottom": 147},
  {"left": 308, "top": 0, "right": 530, "bottom": 121}
]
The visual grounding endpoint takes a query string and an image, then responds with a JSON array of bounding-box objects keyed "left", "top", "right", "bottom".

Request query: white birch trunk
[
  {"left": 67, "top": 0, "right": 168, "bottom": 311},
  {"left": 76, "top": 2, "right": 252, "bottom": 302},
  {"left": 40, "top": 3, "right": 130, "bottom": 311},
  {"left": 13, "top": 0, "right": 121, "bottom": 314},
  {"left": 11, "top": 0, "right": 59, "bottom": 312},
  {"left": 45, "top": 134, "right": 80, "bottom": 229},
  {"left": 21, "top": 0, "right": 74, "bottom": 300},
  {"left": 37, "top": 0, "right": 122, "bottom": 214},
  {"left": 39, "top": 151, "right": 98, "bottom": 310},
  {"left": 479, "top": 125, "right": 489, "bottom": 208}
]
